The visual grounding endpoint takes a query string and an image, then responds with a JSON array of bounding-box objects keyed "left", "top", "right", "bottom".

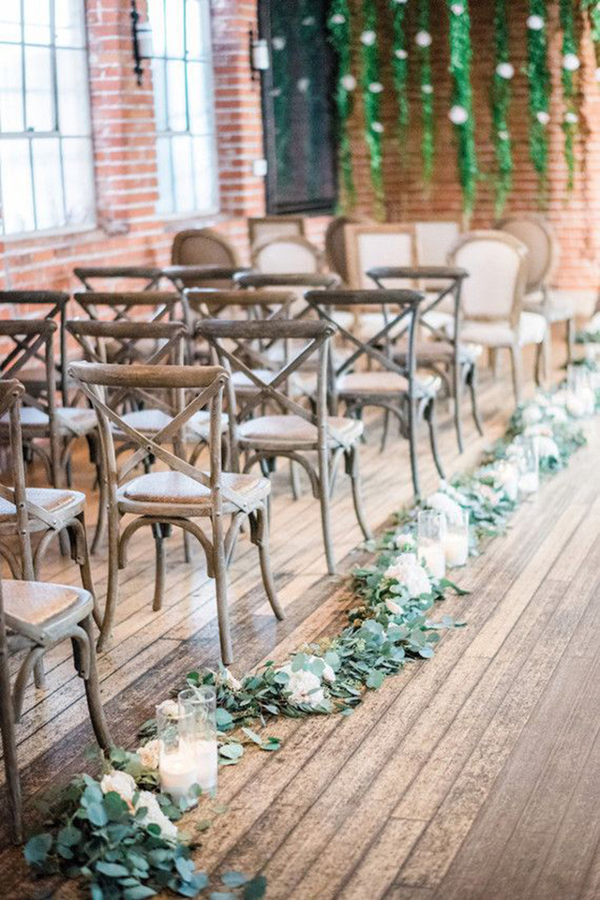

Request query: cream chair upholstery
[
  {"left": 248, "top": 216, "right": 305, "bottom": 249},
  {"left": 251, "top": 235, "right": 324, "bottom": 275},
  {"left": 449, "top": 230, "right": 544, "bottom": 403}
]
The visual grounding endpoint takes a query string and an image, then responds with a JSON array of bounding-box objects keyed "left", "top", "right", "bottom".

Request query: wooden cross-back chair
[
  {"left": 162, "top": 265, "right": 250, "bottom": 294},
  {"left": 368, "top": 265, "right": 483, "bottom": 453},
  {"left": 0, "top": 380, "right": 110, "bottom": 842},
  {"left": 0, "top": 320, "right": 100, "bottom": 493},
  {"left": 304, "top": 289, "right": 445, "bottom": 499},
  {"left": 196, "top": 319, "right": 371, "bottom": 574},
  {"left": 0, "top": 291, "right": 70, "bottom": 404},
  {"left": 73, "top": 266, "right": 163, "bottom": 292},
  {"left": 73, "top": 290, "right": 180, "bottom": 324},
  {"left": 69, "top": 361, "right": 282, "bottom": 660}
]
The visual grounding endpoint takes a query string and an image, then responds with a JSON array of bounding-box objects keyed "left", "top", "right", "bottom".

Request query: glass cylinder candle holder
[
  {"left": 444, "top": 507, "right": 469, "bottom": 568},
  {"left": 157, "top": 702, "right": 199, "bottom": 806},
  {"left": 516, "top": 435, "right": 539, "bottom": 496},
  {"left": 567, "top": 365, "right": 595, "bottom": 416},
  {"left": 494, "top": 459, "right": 519, "bottom": 502},
  {"left": 417, "top": 510, "right": 446, "bottom": 579},
  {"left": 178, "top": 687, "right": 218, "bottom": 798}
]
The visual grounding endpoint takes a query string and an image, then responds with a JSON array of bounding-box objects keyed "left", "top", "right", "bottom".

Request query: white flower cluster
[
  {"left": 426, "top": 490, "right": 464, "bottom": 526},
  {"left": 278, "top": 655, "right": 335, "bottom": 710},
  {"left": 100, "top": 770, "right": 178, "bottom": 841},
  {"left": 384, "top": 552, "right": 432, "bottom": 599}
]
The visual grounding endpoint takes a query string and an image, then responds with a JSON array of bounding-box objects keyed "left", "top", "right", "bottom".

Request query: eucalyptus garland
[
  {"left": 446, "top": 0, "right": 478, "bottom": 217},
  {"left": 417, "top": 0, "right": 435, "bottom": 184},
  {"left": 491, "top": 0, "right": 514, "bottom": 216},
  {"left": 581, "top": 0, "right": 600, "bottom": 74},
  {"left": 360, "top": 0, "right": 385, "bottom": 217},
  {"left": 390, "top": 0, "right": 410, "bottom": 153},
  {"left": 526, "top": 0, "right": 551, "bottom": 197},
  {"left": 560, "top": 0, "right": 581, "bottom": 191},
  {"left": 328, "top": 0, "right": 356, "bottom": 209}
]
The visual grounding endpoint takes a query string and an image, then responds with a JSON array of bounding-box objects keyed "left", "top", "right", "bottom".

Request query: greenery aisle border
[
  {"left": 526, "top": 0, "right": 552, "bottom": 199},
  {"left": 446, "top": 0, "right": 478, "bottom": 217},
  {"left": 360, "top": 0, "right": 385, "bottom": 218},
  {"left": 491, "top": 0, "right": 514, "bottom": 216},
  {"left": 390, "top": 0, "right": 410, "bottom": 158},
  {"left": 328, "top": 0, "right": 357, "bottom": 210},
  {"left": 417, "top": 0, "right": 435, "bottom": 186},
  {"left": 560, "top": 0, "right": 581, "bottom": 190},
  {"left": 24, "top": 375, "right": 600, "bottom": 898}
]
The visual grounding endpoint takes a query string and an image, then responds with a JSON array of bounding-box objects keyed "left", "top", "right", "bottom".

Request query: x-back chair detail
[
  {"left": 73, "top": 266, "right": 163, "bottom": 291},
  {"left": 196, "top": 318, "right": 372, "bottom": 574},
  {"left": 73, "top": 290, "right": 181, "bottom": 324},
  {"left": 69, "top": 362, "right": 282, "bottom": 661},
  {"left": 304, "top": 289, "right": 445, "bottom": 499}
]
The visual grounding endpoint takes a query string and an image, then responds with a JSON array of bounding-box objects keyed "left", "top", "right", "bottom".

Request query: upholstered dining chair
[
  {"left": 172, "top": 228, "right": 240, "bottom": 269},
  {"left": 248, "top": 215, "right": 305, "bottom": 249},
  {"left": 499, "top": 214, "right": 574, "bottom": 367},
  {"left": 69, "top": 361, "right": 282, "bottom": 660},
  {"left": 305, "top": 289, "right": 444, "bottom": 499},
  {"left": 324, "top": 215, "right": 368, "bottom": 286},
  {"left": 448, "top": 230, "right": 543, "bottom": 403},
  {"left": 251, "top": 235, "right": 325, "bottom": 275},
  {"left": 197, "top": 319, "right": 372, "bottom": 574},
  {"left": 73, "top": 266, "right": 163, "bottom": 292}
]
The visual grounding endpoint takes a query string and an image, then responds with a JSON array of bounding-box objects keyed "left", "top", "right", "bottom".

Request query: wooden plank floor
[{"left": 1, "top": 351, "right": 600, "bottom": 900}]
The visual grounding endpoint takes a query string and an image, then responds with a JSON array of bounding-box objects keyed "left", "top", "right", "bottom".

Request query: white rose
[
  {"left": 361, "top": 30, "right": 376, "bottom": 46},
  {"left": 537, "top": 436, "right": 560, "bottom": 460},
  {"left": 341, "top": 74, "right": 357, "bottom": 91},
  {"left": 136, "top": 739, "right": 161, "bottom": 771},
  {"left": 565, "top": 391, "right": 585, "bottom": 417},
  {"left": 564, "top": 111, "right": 578, "bottom": 125},
  {"left": 451, "top": 4, "right": 465, "bottom": 14},
  {"left": 100, "top": 770, "right": 137, "bottom": 807},
  {"left": 394, "top": 48, "right": 408, "bottom": 60},
  {"left": 498, "top": 130, "right": 510, "bottom": 141},
  {"left": 421, "top": 83, "right": 433, "bottom": 94},
  {"left": 272, "top": 36, "right": 286, "bottom": 51},
  {"left": 385, "top": 597, "right": 404, "bottom": 615},
  {"left": 305, "top": 654, "right": 336, "bottom": 684},
  {"left": 536, "top": 111, "right": 550, "bottom": 125},
  {"left": 330, "top": 14, "right": 346, "bottom": 25},
  {"left": 427, "top": 491, "right": 463, "bottom": 526},
  {"left": 395, "top": 532, "right": 416, "bottom": 550},
  {"left": 279, "top": 665, "right": 327, "bottom": 709},
  {"left": 496, "top": 62, "right": 514, "bottom": 80},
  {"left": 527, "top": 15, "right": 544, "bottom": 30},
  {"left": 384, "top": 553, "right": 432, "bottom": 599},
  {"left": 369, "top": 82, "right": 383, "bottom": 93},
  {"left": 449, "top": 105, "right": 469, "bottom": 125},
  {"left": 562, "top": 53, "right": 580, "bottom": 71},
  {"left": 136, "top": 791, "right": 178, "bottom": 841},
  {"left": 371, "top": 121, "right": 384, "bottom": 133},
  {"left": 297, "top": 78, "right": 310, "bottom": 93},
  {"left": 522, "top": 403, "right": 542, "bottom": 426},
  {"left": 302, "top": 16, "right": 315, "bottom": 26},
  {"left": 545, "top": 406, "right": 567, "bottom": 424},
  {"left": 415, "top": 31, "right": 432, "bottom": 48}
]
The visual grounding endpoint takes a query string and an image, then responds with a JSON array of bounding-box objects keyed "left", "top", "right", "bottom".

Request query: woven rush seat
[
  {"left": 0, "top": 405, "right": 97, "bottom": 436},
  {"left": 3, "top": 580, "right": 93, "bottom": 645},
  {"left": 117, "top": 469, "right": 270, "bottom": 514},
  {"left": 337, "top": 370, "right": 441, "bottom": 398},
  {"left": 0, "top": 487, "right": 85, "bottom": 525},
  {"left": 238, "top": 414, "right": 364, "bottom": 448}
]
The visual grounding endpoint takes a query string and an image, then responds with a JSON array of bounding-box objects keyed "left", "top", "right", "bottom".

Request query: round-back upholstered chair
[
  {"left": 171, "top": 228, "right": 240, "bottom": 268},
  {"left": 324, "top": 215, "right": 366, "bottom": 285},
  {"left": 251, "top": 235, "right": 324, "bottom": 275},
  {"left": 498, "top": 214, "right": 555, "bottom": 295}
]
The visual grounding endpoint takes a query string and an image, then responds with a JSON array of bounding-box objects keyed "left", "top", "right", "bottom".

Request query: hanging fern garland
[
  {"left": 447, "top": 1, "right": 478, "bottom": 217},
  {"left": 491, "top": 0, "right": 514, "bottom": 216},
  {"left": 560, "top": 0, "right": 580, "bottom": 191},
  {"left": 416, "top": 0, "right": 435, "bottom": 185},
  {"left": 581, "top": 0, "right": 600, "bottom": 80},
  {"left": 526, "top": 0, "right": 552, "bottom": 197},
  {"left": 360, "top": 0, "right": 385, "bottom": 217},
  {"left": 390, "top": 0, "right": 410, "bottom": 153},
  {"left": 328, "top": 0, "right": 356, "bottom": 209}
]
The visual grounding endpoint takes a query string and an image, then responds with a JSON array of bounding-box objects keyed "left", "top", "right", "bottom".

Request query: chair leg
[
  {"left": 152, "top": 523, "right": 167, "bottom": 612},
  {"left": 289, "top": 459, "right": 302, "bottom": 501},
  {"left": 407, "top": 398, "right": 421, "bottom": 500},
  {"left": 79, "top": 615, "right": 112, "bottom": 751},
  {"left": 318, "top": 446, "right": 336, "bottom": 575},
  {"left": 250, "top": 506, "right": 284, "bottom": 620},
  {"left": 212, "top": 517, "right": 234, "bottom": 665},
  {"left": 467, "top": 364, "right": 484, "bottom": 436},
  {"left": 91, "top": 452, "right": 108, "bottom": 556},
  {"left": 380, "top": 410, "right": 391, "bottom": 452},
  {"left": 346, "top": 447, "right": 372, "bottom": 541},
  {"left": 566, "top": 317, "right": 575, "bottom": 365},
  {"left": 33, "top": 659, "right": 47, "bottom": 690},
  {"left": 453, "top": 361, "right": 464, "bottom": 454},
  {"left": 97, "top": 511, "right": 120, "bottom": 651},
  {"left": 510, "top": 345, "right": 523, "bottom": 405},
  {"left": 0, "top": 631, "right": 23, "bottom": 843},
  {"left": 424, "top": 399, "right": 445, "bottom": 481}
]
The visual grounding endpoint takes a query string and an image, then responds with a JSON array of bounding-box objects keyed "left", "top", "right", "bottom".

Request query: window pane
[
  {"left": 54, "top": 0, "right": 86, "bottom": 48},
  {"left": 24, "top": 0, "right": 51, "bottom": 44},
  {"left": 56, "top": 49, "right": 90, "bottom": 135},
  {"left": 185, "top": 0, "right": 210, "bottom": 60},
  {"left": 155, "top": 135, "right": 174, "bottom": 214},
  {"left": 0, "top": 139, "right": 35, "bottom": 233},
  {"left": 165, "top": 0, "right": 185, "bottom": 57},
  {"left": 32, "top": 137, "right": 63, "bottom": 229},
  {"left": 166, "top": 60, "right": 187, "bottom": 131},
  {"left": 192, "top": 135, "right": 217, "bottom": 212},
  {"left": 171, "top": 134, "right": 193, "bottom": 212},
  {"left": 0, "top": 6, "right": 22, "bottom": 43},
  {"left": 62, "top": 137, "right": 95, "bottom": 226},
  {"left": 187, "top": 62, "right": 211, "bottom": 135},
  {"left": 25, "top": 46, "right": 54, "bottom": 131},
  {"left": 148, "top": 0, "right": 166, "bottom": 57},
  {"left": 151, "top": 58, "right": 167, "bottom": 131},
  {"left": 0, "top": 46, "right": 25, "bottom": 133}
]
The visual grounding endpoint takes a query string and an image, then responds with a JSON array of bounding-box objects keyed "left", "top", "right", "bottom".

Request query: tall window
[
  {"left": 149, "top": 0, "right": 219, "bottom": 217},
  {"left": 0, "top": 0, "right": 95, "bottom": 236}
]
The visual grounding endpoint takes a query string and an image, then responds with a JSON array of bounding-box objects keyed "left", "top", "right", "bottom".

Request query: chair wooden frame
[
  {"left": 248, "top": 215, "right": 306, "bottom": 249},
  {"left": 196, "top": 318, "right": 371, "bottom": 574},
  {"left": 73, "top": 266, "right": 163, "bottom": 291},
  {"left": 73, "top": 291, "right": 181, "bottom": 325},
  {"left": 305, "top": 289, "right": 444, "bottom": 499},
  {"left": 69, "top": 361, "right": 282, "bottom": 660},
  {"left": 324, "top": 215, "right": 369, "bottom": 285}
]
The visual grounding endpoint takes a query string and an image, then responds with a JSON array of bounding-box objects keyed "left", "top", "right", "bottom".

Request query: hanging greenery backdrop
[
  {"left": 446, "top": 1, "right": 478, "bottom": 217},
  {"left": 390, "top": 0, "right": 410, "bottom": 155},
  {"left": 417, "top": 0, "right": 435, "bottom": 185},
  {"left": 560, "top": 0, "right": 581, "bottom": 191},
  {"left": 360, "top": 0, "right": 385, "bottom": 217},
  {"left": 526, "top": 0, "right": 551, "bottom": 196},
  {"left": 581, "top": 0, "right": 600, "bottom": 73},
  {"left": 328, "top": 0, "right": 357, "bottom": 209},
  {"left": 491, "top": 0, "right": 514, "bottom": 216}
]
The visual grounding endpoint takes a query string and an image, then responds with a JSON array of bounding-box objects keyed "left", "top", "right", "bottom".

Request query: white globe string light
[
  {"left": 451, "top": 4, "right": 464, "bottom": 14},
  {"left": 496, "top": 62, "right": 515, "bottom": 80},
  {"left": 536, "top": 110, "right": 550, "bottom": 125},
  {"left": 415, "top": 30, "right": 432, "bottom": 48},
  {"left": 372, "top": 121, "right": 384, "bottom": 133},
  {"left": 361, "top": 30, "right": 376, "bottom": 46},
  {"left": 562, "top": 53, "right": 580, "bottom": 72},
  {"left": 341, "top": 74, "right": 357, "bottom": 92},
  {"left": 449, "top": 104, "right": 469, "bottom": 125},
  {"left": 527, "top": 14, "right": 544, "bottom": 30},
  {"left": 395, "top": 48, "right": 408, "bottom": 60}
]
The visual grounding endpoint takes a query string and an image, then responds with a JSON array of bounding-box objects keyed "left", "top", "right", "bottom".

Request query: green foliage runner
[
  {"left": 417, "top": 0, "right": 435, "bottom": 185},
  {"left": 446, "top": 0, "right": 478, "bottom": 217},
  {"left": 560, "top": 0, "right": 581, "bottom": 191},
  {"left": 526, "top": 0, "right": 551, "bottom": 198},
  {"left": 360, "top": 0, "right": 385, "bottom": 218},
  {"left": 328, "top": 0, "right": 356, "bottom": 209},
  {"left": 491, "top": 0, "right": 514, "bottom": 216}
]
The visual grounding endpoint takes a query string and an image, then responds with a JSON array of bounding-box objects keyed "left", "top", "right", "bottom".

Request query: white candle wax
[
  {"left": 194, "top": 738, "right": 218, "bottom": 795},
  {"left": 418, "top": 542, "right": 446, "bottom": 579},
  {"left": 159, "top": 741, "right": 199, "bottom": 802},
  {"left": 519, "top": 472, "right": 539, "bottom": 495},
  {"left": 444, "top": 531, "right": 469, "bottom": 567}
]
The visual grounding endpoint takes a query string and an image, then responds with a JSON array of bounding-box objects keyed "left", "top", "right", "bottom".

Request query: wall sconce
[
  {"left": 249, "top": 31, "right": 270, "bottom": 81},
  {"left": 131, "top": 0, "right": 153, "bottom": 86}
]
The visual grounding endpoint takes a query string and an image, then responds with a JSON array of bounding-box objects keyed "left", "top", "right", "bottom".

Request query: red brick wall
[{"left": 345, "top": 0, "right": 600, "bottom": 307}]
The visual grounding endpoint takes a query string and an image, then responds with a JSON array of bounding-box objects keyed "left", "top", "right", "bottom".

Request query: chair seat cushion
[
  {"left": 0, "top": 405, "right": 97, "bottom": 436},
  {"left": 456, "top": 312, "right": 546, "bottom": 348},
  {"left": 238, "top": 414, "right": 363, "bottom": 448},
  {"left": 0, "top": 487, "right": 85, "bottom": 525},
  {"left": 523, "top": 292, "right": 575, "bottom": 323},
  {"left": 393, "top": 339, "right": 482, "bottom": 366},
  {"left": 3, "top": 579, "right": 93, "bottom": 645},
  {"left": 115, "top": 409, "right": 228, "bottom": 441},
  {"left": 118, "top": 470, "right": 269, "bottom": 513},
  {"left": 336, "top": 370, "right": 440, "bottom": 398}
]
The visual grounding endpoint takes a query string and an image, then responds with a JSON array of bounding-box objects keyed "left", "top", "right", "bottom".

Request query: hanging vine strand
[
  {"left": 390, "top": 0, "right": 410, "bottom": 155},
  {"left": 526, "top": 0, "right": 551, "bottom": 198},
  {"left": 491, "top": 0, "right": 514, "bottom": 216},
  {"left": 447, "top": 1, "right": 478, "bottom": 217},
  {"left": 360, "top": 0, "right": 385, "bottom": 218},
  {"left": 560, "top": 0, "right": 580, "bottom": 191},
  {"left": 581, "top": 0, "right": 600, "bottom": 76},
  {"left": 417, "top": 0, "right": 435, "bottom": 185},
  {"left": 328, "top": 0, "right": 356, "bottom": 209}
]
